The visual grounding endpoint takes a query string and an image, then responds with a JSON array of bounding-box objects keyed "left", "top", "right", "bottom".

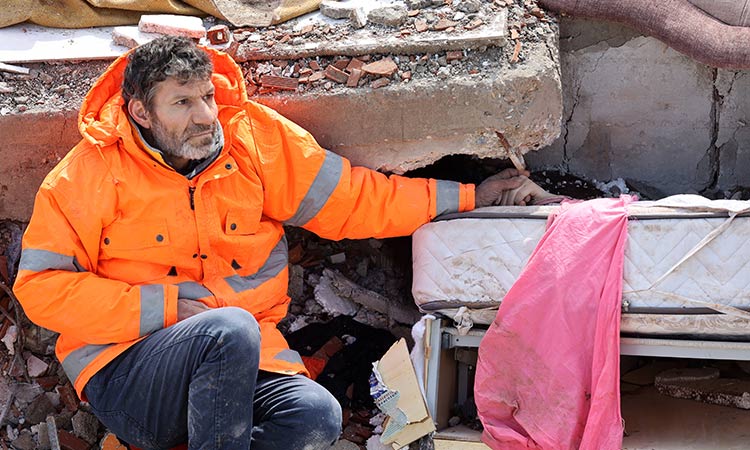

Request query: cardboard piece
[{"left": 370, "top": 338, "right": 435, "bottom": 449}]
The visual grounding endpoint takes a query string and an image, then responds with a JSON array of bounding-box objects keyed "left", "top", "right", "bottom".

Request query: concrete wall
[{"left": 526, "top": 18, "right": 750, "bottom": 198}]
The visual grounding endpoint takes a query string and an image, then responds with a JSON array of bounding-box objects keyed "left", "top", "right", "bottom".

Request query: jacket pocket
[
  {"left": 99, "top": 219, "right": 174, "bottom": 284},
  {"left": 224, "top": 208, "right": 261, "bottom": 235}
]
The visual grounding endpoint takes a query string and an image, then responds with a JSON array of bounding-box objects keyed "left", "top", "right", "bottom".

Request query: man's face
[{"left": 142, "top": 77, "right": 219, "bottom": 160}]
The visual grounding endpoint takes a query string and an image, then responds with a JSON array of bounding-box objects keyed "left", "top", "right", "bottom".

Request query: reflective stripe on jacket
[{"left": 13, "top": 47, "right": 475, "bottom": 397}]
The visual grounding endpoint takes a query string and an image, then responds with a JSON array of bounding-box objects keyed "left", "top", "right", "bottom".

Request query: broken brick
[
  {"left": 299, "top": 67, "right": 313, "bottom": 76},
  {"left": 297, "top": 24, "right": 314, "bottom": 36},
  {"left": 401, "top": 71, "right": 412, "bottom": 81},
  {"left": 332, "top": 59, "right": 350, "bottom": 70},
  {"left": 414, "top": 19, "right": 428, "bottom": 33},
  {"left": 432, "top": 18, "right": 458, "bottom": 31},
  {"left": 309, "top": 60, "right": 321, "bottom": 71},
  {"left": 510, "top": 40, "right": 522, "bottom": 63},
  {"left": 100, "top": 433, "right": 127, "bottom": 450},
  {"left": 308, "top": 71, "right": 325, "bottom": 83},
  {"left": 56, "top": 385, "right": 79, "bottom": 412},
  {"left": 260, "top": 75, "right": 299, "bottom": 91},
  {"left": 510, "top": 28, "right": 520, "bottom": 40},
  {"left": 207, "top": 25, "right": 230, "bottom": 45},
  {"left": 58, "top": 431, "right": 89, "bottom": 450},
  {"left": 446, "top": 50, "right": 463, "bottom": 62},
  {"left": 325, "top": 66, "right": 349, "bottom": 84},
  {"left": 370, "top": 78, "right": 390, "bottom": 89},
  {"left": 361, "top": 58, "right": 398, "bottom": 77},
  {"left": 465, "top": 18, "right": 484, "bottom": 30},
  {"left": 346, "top": 58, "right": 364, "bottom": 72},
  {"left": 407, "top": 9, "right": 421, "bottom": 17},
  {"left": 346, "top": 69, "right": 363, "bottom": 87}
]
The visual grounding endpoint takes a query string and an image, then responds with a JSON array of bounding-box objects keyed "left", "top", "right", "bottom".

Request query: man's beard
[{"left": 150, "top": 119, "right": 219, "bottom": 161}]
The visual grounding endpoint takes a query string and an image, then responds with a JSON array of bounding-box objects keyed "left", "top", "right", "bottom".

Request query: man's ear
[{"left": 127, "top": 99, "right": 152, "bottom": 129}]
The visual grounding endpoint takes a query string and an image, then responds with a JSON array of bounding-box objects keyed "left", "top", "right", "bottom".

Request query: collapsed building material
[
  {"left": 137, "top": 15, "right": 206, "bottom": 40},
  {"left": 655, "top": 367, "right": 750, "bottom": 409}
]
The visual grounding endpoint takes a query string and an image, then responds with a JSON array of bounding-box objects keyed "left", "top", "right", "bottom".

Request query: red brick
[
  {"left": 324, "top": 65, "right": 349, "bottom": 84},
  {"left": 308, "top": 71, "right": 325, "bottom": 83},
  {"left": 346, "top": 58, "right": 364, "bottom": 72},
  {"left": 58, "top": 430, "right": 89, "bottom": 450},
  {"left": 414, "top": 19, "right": 428, "bottom": 33},
  {"left": 346, "top": 69, "right": 362, "bottom": 87},
  {"left": 100, "top": 433, "right": 127, "bottom": 450},
  {"left": 309, "top": 60, "right": 321, "bottom": 71},
  {"left": 465, "top": 18, "right": 484, "bottom": 30},
  {"left": 260, "top": 75, "right": 299, "bottom": 91},
  {"left": 408, "top": 9, "right": 421, "bottom": 17},
  {"left": 207, "top": 25, "right": 230, "bottom": 45},
  {"left": 361, "top": 58, "right": 398, "bottom": 77},
  {"left": 299, "top": 67, "right": 313, "bottom": 76},
  {"left": 332, "top": 59, "right": 350, "bottom": 70},
  {"left": 370, "top": 78, "right": 390, "bottom": 89},
  {"left": 432, "top": 18, "right": 457, "bottom": 31},
  {"left": 446, "top": 50, "right": 463, "bottom": 62},
  {"left": 56, "top": 384, "right": 79, "bottom": 411}
]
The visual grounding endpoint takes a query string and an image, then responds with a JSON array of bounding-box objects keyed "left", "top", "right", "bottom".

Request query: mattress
[{"left": 412, "top": 196, "right": 750, "bottom": 336}]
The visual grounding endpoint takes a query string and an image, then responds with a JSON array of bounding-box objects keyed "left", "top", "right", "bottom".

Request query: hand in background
[
  {"left": 475, "top": 168, "right": 530, "bottom": 207},
  {"left": 177, "top": 298, "right": 209, "bottom": 321}
]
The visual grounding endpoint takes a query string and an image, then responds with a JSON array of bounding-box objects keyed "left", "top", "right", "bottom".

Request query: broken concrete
[
  {"left": 655, "top": 367, "right": 750, "bottom": 410},
  {"left": 527, "top": 17, "right": 750, "bottom": 197}
]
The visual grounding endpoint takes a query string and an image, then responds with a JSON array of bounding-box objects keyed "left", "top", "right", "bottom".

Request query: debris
[
  {"left": 325, "top": 66, "right": 349, "bottom": 84},
  {"left": 71, "top": 411, "right": 99, "bottom": 444},
  {"left": 260, "top": 75, "right": 299, "bottom": 91},
  {"left": 207, "top": 25, "right": 231, "bottom": 45},
  {"left": 370, "top": 339, "right": 434, "bottom": 447},
  {"left": 25, "top": 355, "right": 48, "bottom": 378},
  {"left": 111, "top": 26, "right": 158, "bottom": 49},
  {"left": 99, "top": 433, "right": 127, "bottom": 450},
  {"left": 361, "top": 58, "right": 398, "bottom": 77},
  {"left": 350, "top": 8, "right": 368, "bottom": 29},
  {"left": 371, "top": 77, "right": 390, "bottom": 89},
  {"left": 510, "top": 39, "right": 522, "bottom": 63},
  {"left": 346, "top": 69, "right": 363, "bottom": 87},
  {"left": 655, "top": 368, "right": 750, "bottom": 410},
  {"left": 57, "top": 430, "right": 89, "bottom": 450},
  {"left": 46, "top": 416, "right": 60, "bottom": 450},
  {"left": 320, "top": 0, "right": 357, "bottom": 20},
  {"left": 368, "top": 6, "right": 409, "bottom": 27},
  {"left": 138, "top": 15, "right": 206, "bottom": 40},
  {"left": 2, "top": 326, "right": 16, "bottom": 355},
  {"left": 0, "top": 83, "right": 14, "bottom": 95},
  {"left": 0, "top": 63, "right": 29, "bottom": 76}
]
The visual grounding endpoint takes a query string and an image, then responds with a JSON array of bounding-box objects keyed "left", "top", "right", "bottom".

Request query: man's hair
[{"left": 122, "top": 36, "right": 213, "bottom": 110}]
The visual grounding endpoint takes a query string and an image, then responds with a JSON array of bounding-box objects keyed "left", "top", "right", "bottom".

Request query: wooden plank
[{"left": 434, "top": 425, "right": 490, "bottom": 449}]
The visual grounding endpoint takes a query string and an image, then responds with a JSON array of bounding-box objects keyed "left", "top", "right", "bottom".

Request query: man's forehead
[{"left": 155, "top": 77, "right": 214, "bottom": 98}]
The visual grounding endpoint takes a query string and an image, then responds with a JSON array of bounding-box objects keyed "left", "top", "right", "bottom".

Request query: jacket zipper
[{"left": 189, "top": 186, "right": 196, "bottom": 210}]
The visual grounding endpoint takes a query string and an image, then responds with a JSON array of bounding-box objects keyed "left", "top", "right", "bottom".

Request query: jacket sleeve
[
  {"left": 244, "top": 102, "right": 475, "bottom": 240},
  {"left": 13, "top": 184, "right": 179, "bottom": 345}
]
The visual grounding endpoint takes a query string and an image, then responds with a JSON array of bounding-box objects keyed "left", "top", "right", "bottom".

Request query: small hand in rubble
[{"left": 476, "top": 169, "right": 561, "bottom": 207}]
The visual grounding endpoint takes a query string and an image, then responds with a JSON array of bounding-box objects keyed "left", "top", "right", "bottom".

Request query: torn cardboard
[{"left": 370, "top": 338, "right": 435, "bottom": 448}]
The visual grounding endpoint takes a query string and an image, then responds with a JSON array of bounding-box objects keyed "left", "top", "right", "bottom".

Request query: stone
[
  {"left": 414, "top": 19, "right": 428, "bottom": 32},
  {"left": 370, "top": 78, "right": 390, "bottom": 89},
  {"left": 2, "top": 325, "right": 16, "bottom": 354},
  {"left": 320, "top": 0, "right": 356, "bottom": 20},
  {"left": 456, "top": 0, "right": 481, "bottom": 13},
  {"left": 112, "top": 26, "right": 158, "bottom": 49},
  {"left": 350, "top": 8, "right": 368, "bottom": 29},
  {"left": 368, "top": 6, "right": 408, "bottom": 27},
  {"left": 11, "top": 429, "right": 35, "bottom": 450},
  {"left": 361, "top": 58, "right": 398, "bottom": 77},
  {"left": 25, "top": 394, "right": 56, "bottom": 425},
  {"left": 15, "top": 383, "right": 44, "bottom": 406},
  {"left": 138, "top": 15, "right": 206, "bottom": 39},
  {"left": 71, "top": 410, "right": 99, "bottom": 444},
  {"left": 31, "top": 423, "right": 50, "bottom": 450},
  {"left": 405, "top": 0, "right": 431, "bottom": 8},
  {"left": 58, "top": 430, "right": 90, "bottom": 450},
  {"left": 26, "top": 354, "right": 49, "bottom": 378}
]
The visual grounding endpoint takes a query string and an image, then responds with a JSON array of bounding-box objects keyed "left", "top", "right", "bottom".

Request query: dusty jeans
[{"left": 83, "top": 307, "right": 342, "bottom": 450}]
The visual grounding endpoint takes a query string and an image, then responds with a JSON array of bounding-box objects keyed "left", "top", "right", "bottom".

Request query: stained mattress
[{"left": 412, "top": 196, "right": 750, "bottom": 336}]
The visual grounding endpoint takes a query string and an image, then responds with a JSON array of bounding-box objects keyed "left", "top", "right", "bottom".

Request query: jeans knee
[
  {"left": 303, "top": 388, "right": 342, "bottom": 446},
  {"left": 203, "top": 307, "right": 261, "bottom": 355}
]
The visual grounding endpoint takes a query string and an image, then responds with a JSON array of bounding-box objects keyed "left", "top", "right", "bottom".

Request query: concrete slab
[{"left": 0, "top": 24, "right": 127, "bottom": 63}]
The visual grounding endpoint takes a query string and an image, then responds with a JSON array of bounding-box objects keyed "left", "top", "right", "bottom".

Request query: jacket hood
[{"left": 78, "top": 46, "right": 248, "bottom": 148}]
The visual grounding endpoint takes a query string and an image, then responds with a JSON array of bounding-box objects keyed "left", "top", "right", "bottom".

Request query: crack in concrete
[{"left": 698, "top": 68, "right": 721, "bottom": 195}]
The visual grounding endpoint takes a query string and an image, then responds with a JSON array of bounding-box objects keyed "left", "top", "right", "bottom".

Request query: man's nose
[{"left": 192, "top": 101, "right": 217, "bottom": 125}]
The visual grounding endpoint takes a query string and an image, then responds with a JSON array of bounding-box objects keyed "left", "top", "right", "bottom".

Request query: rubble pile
[{"left": 235, "top": 0, "right": 556, "bottom": 95}]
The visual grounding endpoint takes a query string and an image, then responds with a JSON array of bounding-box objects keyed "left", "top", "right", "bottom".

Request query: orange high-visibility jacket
[{"left": 13, "top": 47, "right": 475, "bottom": 397}]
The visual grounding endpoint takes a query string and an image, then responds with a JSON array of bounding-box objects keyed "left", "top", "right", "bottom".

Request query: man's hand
[
  {"left": 475, "top": 168, "right": 530, "bottom": 207},
  {"left": 177, "top": 299, "right": 209, "bottom": 321}
]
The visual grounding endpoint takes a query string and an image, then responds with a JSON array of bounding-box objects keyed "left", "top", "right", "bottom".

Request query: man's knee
[
  {"left": 299, "top": 386, "right": 343, "bottom": 445},
  {"left": 198, "top": 307, "right": 261, "bottom": 353}
]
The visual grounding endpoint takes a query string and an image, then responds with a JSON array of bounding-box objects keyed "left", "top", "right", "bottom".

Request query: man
[{"left": 14, "top": 36, "right": 551, "bottom": 449}]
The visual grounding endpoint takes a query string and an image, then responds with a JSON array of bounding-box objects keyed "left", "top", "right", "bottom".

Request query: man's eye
[
  {"left": 175, "top": 99, "right": 187, "bottom": 105},
  {"left": 203, "top": 93, "right": 215, "bottom": 101}
]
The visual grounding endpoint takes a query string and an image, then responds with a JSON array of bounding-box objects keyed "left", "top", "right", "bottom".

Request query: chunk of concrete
[
  {"left": 367, "top": 6, "right": 408, "bottom": 27},
  {"left": 138, "top": 15, "right": 206, "bottom": 40},
  {"left": 655, "top": 367, "right": 750, "bottom": 410},
  {"left": 320, "top": 0, "right": 357, "bottom": 20},
  {"left": 112, "top": 26, "right": 159, "bottom": 49}
]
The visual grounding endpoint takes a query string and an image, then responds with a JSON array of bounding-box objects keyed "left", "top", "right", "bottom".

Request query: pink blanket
[{"left": 475, "top": 197, "right": 633, "bottom": 450}]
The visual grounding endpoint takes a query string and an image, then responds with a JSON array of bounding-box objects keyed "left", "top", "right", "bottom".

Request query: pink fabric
[{"left": 475, "top": 197, "right": 634, "bottom": 450}]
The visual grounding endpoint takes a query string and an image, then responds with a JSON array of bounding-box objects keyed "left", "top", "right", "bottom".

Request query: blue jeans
[{"left": 83, "top": 307, "right": 342, "bottom": 450}]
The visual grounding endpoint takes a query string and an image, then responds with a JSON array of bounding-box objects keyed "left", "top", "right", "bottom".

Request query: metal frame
[{"left": 423, "top": 319, "right": 750, "bottom": 422}]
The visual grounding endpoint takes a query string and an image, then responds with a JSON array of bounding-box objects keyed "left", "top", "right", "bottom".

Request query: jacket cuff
[
  {"left": 163, "top": 284, "right": 180, "bottom": 328},
  {"left": 460, "top": 183, "right": 475, "bottom": 212}
]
